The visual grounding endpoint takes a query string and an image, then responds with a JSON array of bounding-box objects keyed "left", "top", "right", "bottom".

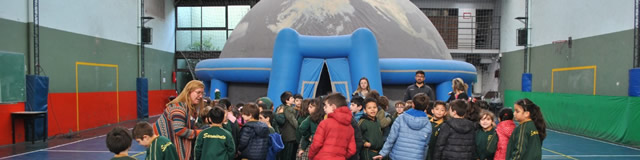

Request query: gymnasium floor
[{"left": 0, "top": 119, "right": 638, "bottom": 160}]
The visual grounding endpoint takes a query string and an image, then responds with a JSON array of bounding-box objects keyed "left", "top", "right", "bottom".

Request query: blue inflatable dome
[{"left": 196, "top": 28, "right": 476, "bottom": 108}]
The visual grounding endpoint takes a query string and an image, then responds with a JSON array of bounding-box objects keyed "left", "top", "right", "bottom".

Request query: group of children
[{"left": 105, "top": 89, "right": 546, "bottom": 160}]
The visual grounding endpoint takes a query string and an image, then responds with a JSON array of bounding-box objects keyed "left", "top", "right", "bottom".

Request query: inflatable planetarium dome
[
  {"left": 222, "top": 0, "right": 451, "bottom": 59},
  {"left": 196, "top": 0, "right": 476, "bottom": 107}
]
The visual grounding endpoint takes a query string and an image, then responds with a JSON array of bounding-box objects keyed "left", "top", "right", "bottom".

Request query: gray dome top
[{"left": 221, "top": 0, "right": 451, "bottom": 59}]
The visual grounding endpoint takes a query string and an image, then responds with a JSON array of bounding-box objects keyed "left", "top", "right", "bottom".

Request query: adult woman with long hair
[
  {"left": 353, "top": 77, "right": 371, "bottom": 98},
  {"left": 154, "top": 80, "right": 205, "bottom": 160},
  {"left": 446, "top": 78, "right": 469, "bottom": 103}
]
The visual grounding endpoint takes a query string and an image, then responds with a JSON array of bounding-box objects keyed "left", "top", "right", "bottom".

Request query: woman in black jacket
[{"left": 446, "top": 78, "right": 469, "bottom": 103}]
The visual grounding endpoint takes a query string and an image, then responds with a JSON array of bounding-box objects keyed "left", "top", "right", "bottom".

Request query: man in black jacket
[{"left": 403, "top": 70, "right": 435, "bottom": 101}]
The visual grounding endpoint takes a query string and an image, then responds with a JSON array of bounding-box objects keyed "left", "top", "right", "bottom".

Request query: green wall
[
  {"left": 504, "top": 90, "right": 640, "bottom": 147},
  {"left": 500, "top": 29, "right": 638, "bottom": 146},
  {"left": 501, "top": 29, "right": 634, "bottom": 96},
  {"left": 0, "top": 18, "right": 28, "bottom": 61},
  {"left": 0, "top": 18, "right": 174, "bottom": 93}
]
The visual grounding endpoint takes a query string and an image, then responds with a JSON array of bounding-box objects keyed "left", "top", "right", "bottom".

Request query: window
[
  {"left": 422, "top": 8, "right": 459, "bottom": 49},
  {"left": 176, "top": 5, "right": 250, "bottom": 52}
]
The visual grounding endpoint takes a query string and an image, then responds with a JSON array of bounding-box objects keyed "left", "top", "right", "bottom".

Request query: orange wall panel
[
  {"left": 0, "top": 89, "right": 176, "bottom": 146},
  {"left": 0, "top": 103, "right": 26, "bottom": 145},
  {"left": 48, "top": 93, "right": 78, "bottom": 136},
  {"left": 149, "top": 90, "right": 176, "bottom": 116}
]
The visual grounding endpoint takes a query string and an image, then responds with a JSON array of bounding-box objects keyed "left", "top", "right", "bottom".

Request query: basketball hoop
[
  {"left": 552, "top": 40, "right": 568, "bottom": 44},
  {"left": 552, "top": 37, "right": 572, "bottom": 54}
]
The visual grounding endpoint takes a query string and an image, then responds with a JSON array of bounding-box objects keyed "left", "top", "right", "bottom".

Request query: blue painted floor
[
  {"left": 541, "top": 130, "right": 640, "bottom": 160},
  {"left": 0, "top": 129, "right": 638, "bottom": 159},
  {"left": 0, "top": 135, "right": 147, "bottom": 160}
]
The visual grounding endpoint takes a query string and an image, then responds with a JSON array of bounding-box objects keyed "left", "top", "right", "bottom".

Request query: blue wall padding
[
  {"left": 136, "top": 78, "right": 149, "bottom": 119},
  {"left": 25, "top": 75, "right": 49, "bottom": 141},
  {"left": 630, "top": 68, "right": 640, "bottom": 96},
  {"left": 268, "top": 28, "right": 382, "bottom": 108},
  {"left": 436, "top": 80, "right": 452, "bottom": 101},
  {"left": 522, "top": 73, "right": 532, "bottom": 92}
]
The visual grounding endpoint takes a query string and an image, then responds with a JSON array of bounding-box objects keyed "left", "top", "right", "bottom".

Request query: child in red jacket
[
  {"left": 494, "top": 108, "right": 516, "bottom": 160},
  {"left": 308, "top": 93, "right": 356, "bottom": 160}
]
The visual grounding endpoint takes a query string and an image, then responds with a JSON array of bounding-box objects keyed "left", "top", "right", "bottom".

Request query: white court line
[
  {"left": 0, "top": 135, "right": 106, "bottom": 160},
  {"left": 549, "top": 130, "right": 640, "bottom": 151},
  {"left": 45, "top": 149, "right": 142, "bottom": 154}
]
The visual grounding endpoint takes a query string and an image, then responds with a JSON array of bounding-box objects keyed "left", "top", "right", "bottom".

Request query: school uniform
[
  {"left": 145, "top": 136, "right": 179, "bottom": 160},
  {"left": 194, "top": 126, "right": 235, "bottom": 160},
  {"left": 506, "top": 120, "right": 542, "bottom": 160},
  {"left": 296, "top": 117, "right": 319, "bottom": 160},
  {"left": 475, "top": 127, "right": 497, "bottom": 160},
  {"left": 358, "top": 116, "right": 384, "bottom": 160},
  {"left": 426, "top": 118, "right": 444, "bottom": 160},
  {"left": 296, "top": 115, "right": 308, "bottom": 143},
  {"left": 223, "top": 120, "right": 240, "bottom": 149},
  {"left": 280, "top": 105, "right": 299, "bottom": 160}
]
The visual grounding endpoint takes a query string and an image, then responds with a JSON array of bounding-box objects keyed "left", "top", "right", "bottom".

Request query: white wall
[
  {"left": 39, "top": 0, "right": 139, "bottom": 45},
  {"left": 499, "top": 0, "right": 525, "bottom": 53},
  {"left": 0, "top": 1, "right": 28, "bottom": 22},
  {"left": 145, "top": 0, "right": 175, "bottom": 52},
  {"left": 501, "top": 0, "right": 634, "bottom": 53},
  {"left": 482, "top": 60, "right": 500, "bottom": 95},
  {"left": 0, "top": 0, "right": 176, "bottom": 52}
]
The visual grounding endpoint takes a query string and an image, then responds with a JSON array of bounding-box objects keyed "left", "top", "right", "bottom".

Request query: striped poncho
[{"left": 153, "top": 102, "right": 201, "bottom": 160}]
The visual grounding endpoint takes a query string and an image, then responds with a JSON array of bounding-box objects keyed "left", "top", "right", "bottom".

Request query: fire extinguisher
[{"left": 172, "top": 71, "right": 177, "bottom": 83}]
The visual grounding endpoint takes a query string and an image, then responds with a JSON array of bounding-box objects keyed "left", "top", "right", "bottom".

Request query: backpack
[{"left": 267, "top": 133, "right": 284, "bottom": 160}]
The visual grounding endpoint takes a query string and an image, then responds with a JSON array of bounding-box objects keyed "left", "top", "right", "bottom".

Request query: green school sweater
[
  {"left": 145, "top": 136, "right": 179, "bottom": 160},
  {"left": 358, "top": 116, "right": 384, "bottom": 160},
  {"left": 111, "top": 156, "right": 137, "bottom": 160},
  {"left": 296, "top": 115, "right": 308, "bottom": 142},
  {"left": 223, "top": 120, "right": 240, "bottom": 147},
  {"left": 427, "top": 118, "right": 444, "bottom": 160},
  {"left": 475, "top": 127, "right": 498, "bottom": 160},
  {"left": 506, "top": 120, "right": 542, "bottom": 160},
  {"left": 297, "top": 116, "right": 319, "bottom": 150},
  {"left": 194, "top": 126, "right": 236, "bottom": 160},
  {"left": 297, "top": 115, "right": 308, "bottom": 127}
]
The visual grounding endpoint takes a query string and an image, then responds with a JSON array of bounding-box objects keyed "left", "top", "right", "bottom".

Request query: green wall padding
[{"left": 504, "top": 90, "right": 640, "bottom": 147}]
